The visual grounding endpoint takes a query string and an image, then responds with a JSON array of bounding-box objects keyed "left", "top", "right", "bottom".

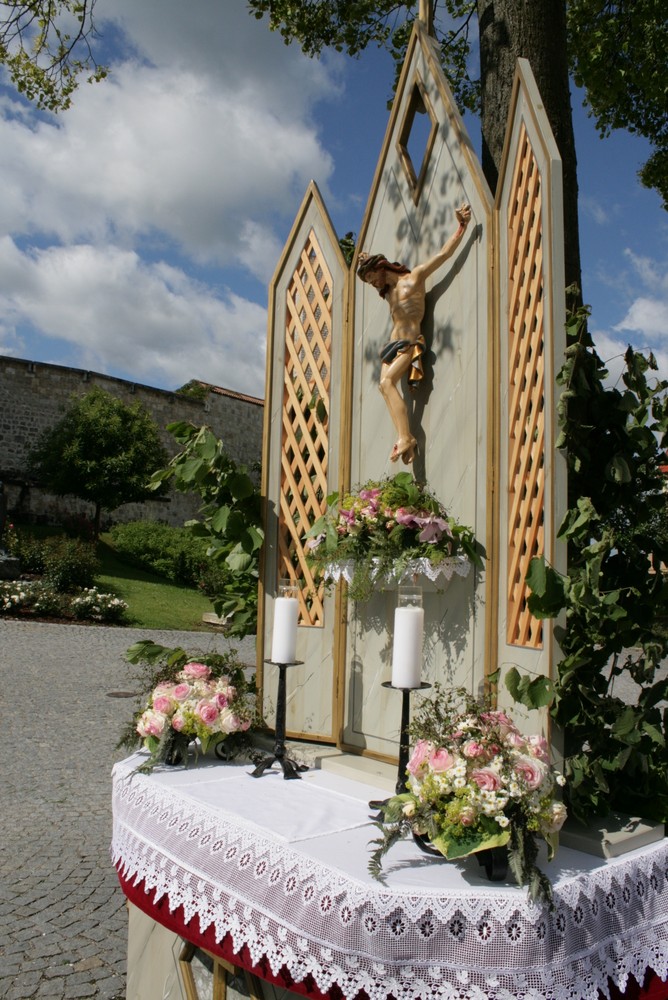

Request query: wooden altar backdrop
[{"left": 259, "top": 22, "right": 566, "bottom": 757}]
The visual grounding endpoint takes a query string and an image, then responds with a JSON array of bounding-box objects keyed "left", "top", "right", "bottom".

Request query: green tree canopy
[
  {"left": 0, "top": 0, "right": 106, "bottom": 111},
  {"left": 248, "top": 0, "right": 668, "bottom": 208},
  {"left": 29, "top": 387, "right": 168, "bottom": 535}
]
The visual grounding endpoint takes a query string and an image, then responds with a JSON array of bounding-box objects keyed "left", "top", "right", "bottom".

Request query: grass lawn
[{"left": 97, "top": 540, "right": 214, "bottom": 631}]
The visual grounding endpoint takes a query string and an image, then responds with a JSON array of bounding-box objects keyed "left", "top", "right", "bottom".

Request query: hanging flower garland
[{"left": 306, "top": 472, "right": 481, "bottom": 601}]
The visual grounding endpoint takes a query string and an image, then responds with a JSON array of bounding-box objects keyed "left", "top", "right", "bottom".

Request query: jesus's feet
[{"left": 390, "top": 436, "right": 417, "bottom": 464}]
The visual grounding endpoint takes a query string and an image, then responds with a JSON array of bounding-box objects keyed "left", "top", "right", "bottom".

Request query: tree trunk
[{"left": 477, "top": 0, "right": 582, "bottom": 295}]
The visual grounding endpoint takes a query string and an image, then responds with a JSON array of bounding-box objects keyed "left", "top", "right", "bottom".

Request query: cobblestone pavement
[{"left": 0, "top": 619, "right": 256, "bottom": 1000}]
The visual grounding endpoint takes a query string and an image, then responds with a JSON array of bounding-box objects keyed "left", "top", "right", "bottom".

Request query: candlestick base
[
  {"left": 251, "top": 660, "right": 308, "bottom": 780},
  {"left": 369, "top": 681, "right": 431, "bottom": 813}
]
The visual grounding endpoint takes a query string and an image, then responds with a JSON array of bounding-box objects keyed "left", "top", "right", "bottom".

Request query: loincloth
[{"left": 380, "top": 334, "right": 426, "bottom": 388}]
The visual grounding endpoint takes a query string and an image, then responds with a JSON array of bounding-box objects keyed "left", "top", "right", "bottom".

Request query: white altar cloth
[{"left": 112, "top": 754, "right": 668, "bottom": 1000}]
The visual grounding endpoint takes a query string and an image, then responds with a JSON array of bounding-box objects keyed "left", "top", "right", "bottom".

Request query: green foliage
[
  {"left": 41, "top": 536, "right": 99, "bottom": 591},
  {"left": 249, "top": 0, "right": 668, "bottom": 205},
  {"left": 525, "top": 300, "right": 668, "bottom": 823},
  {"left": 149, "top": 423, "right": 263, "bottom": 637},
  {"left": 110, "top": 521, "right": 206, "bottom": 584},
  {"left": 175, "top": 380, "right": 210, "bottom": 402},
  {"left": 249, "top": 0, "right": 479, "bottom": 113},
  {"left": 0, "top": 1, "right": 107, "bottom": 111},
  {"left": 338, "top": 231, "right": 356, "bottom": 266},
  {"left": 5, "top": 527, "right": 98, "bottom": 589},
  {"left": 29, "top": 387, "right": 169, "bottom": 536},
  {"left": 567, "top": 0, "right": 668, "bottom": 208}
]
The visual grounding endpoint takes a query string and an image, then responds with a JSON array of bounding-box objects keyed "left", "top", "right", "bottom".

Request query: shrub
[
  {"left": 42, "top": 537, "right": 99, "bottom": 592},
  {"left": 109, "top": 521, "right": 210, "bottom": 586},
  {"left": 0, "top": 580, "right": 128, "bottom": 623},
  {"left": 5, "top": 529, "right": 47, "bottom": 573},
  {"left": 70, "top": 587, "right": 128, "bottom": 623}
]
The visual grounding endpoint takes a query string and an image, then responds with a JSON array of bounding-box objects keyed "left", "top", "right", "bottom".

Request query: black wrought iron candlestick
[
  {"left": 369, "top": 681, "right": 431, "bottom": 812},
  {"left": 251, "top": 660, "right": 308, "bottom": 780}
]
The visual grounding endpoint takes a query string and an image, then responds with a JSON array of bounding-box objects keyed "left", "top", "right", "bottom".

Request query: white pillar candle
[
  {"left": 271, "top": 596, "right": 298, "bottom": 663},
  {"left": 391, "top": 606, "right": 424, "bottom": 689}
]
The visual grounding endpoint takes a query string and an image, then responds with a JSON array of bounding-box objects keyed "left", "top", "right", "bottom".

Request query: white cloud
[
  {"left": 612, "top": 249, "right": 668, "bottom": 344},
  {"left": 0, "top": 238, "right": 267, "bottom": 395},
  {"left": 0, "top": 60, "right": 334, "bottom": 265},
  {"left": 0, "top": 0, "right": 345, "bottom": 394}
]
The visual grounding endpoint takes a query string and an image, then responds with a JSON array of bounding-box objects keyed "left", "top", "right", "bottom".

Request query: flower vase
[
  {"left": 413, "top": 833, "right": 508, "bottom": 883},
  {"left": 476, "top": 846, "right": 508, "bottom": 882},
  {"left": 164, "top": 734, "right": 190, "bottom": 766}
]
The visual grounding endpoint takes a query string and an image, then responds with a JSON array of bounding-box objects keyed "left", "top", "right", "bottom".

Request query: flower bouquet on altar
[
  {"left": 369, "top": 687, "right": 567, "bottom": 905},
  {"left": 118, "top": 641, "right": 259, "bottom": 771},
  {"left": 305, "top": 472, "right": 481, "bottom": 602}
]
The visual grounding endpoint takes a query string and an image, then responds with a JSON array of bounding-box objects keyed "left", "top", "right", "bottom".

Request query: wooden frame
[{"left": 179, "top": 941, "right": 264, "bottom": 1000}]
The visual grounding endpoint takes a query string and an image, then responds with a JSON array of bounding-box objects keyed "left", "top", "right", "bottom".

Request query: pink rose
[
  {"left": 359, "top": 487, "right": 382, "bottom": 501},
  {"left": 505, "top": 732, "right": 526, "bottom": 749},
  {"left": 184, "top": 661, "right": 211, "bottom": 680},
  {"left": 152, "top": 694, "right": 174, "bottom": 715},
  {"left": 407, "top": 739, "right": 433, "bottom": 776},
  {"left": 172, "top": 683, "right": 192, "bottom": 702},
  {"left": 215, "top": 692, "right": 229, "bottom": 710},
  {"left": 481, "top": 710, "right": 516, "bottom": 735},
  {"left": 462, "top": 740, "right": 485, "bottom": 758},
  {"left": 195, "top": 700, "right": 219, "bottom": 726},
  {"left": 171, "top": 712, "right": 186, "bottom": 732},
  {"left": 459, "top": 806, "right": 477, "bottom": 826},
  {"left": 514, "top": 755, "right": 547, "bottom": 790},
  {"left": 136, "top": 709, "right": 167, "bottom": 738},
  {"left": 429, "top": 748, "right": 456, "bottom": 772},
  {"left": 394, "top": 507, "right": 419, "bottom": 527},
  {"left": 220, "top": 712, "right": 243, "bottom": 734},
  {"left": 471, "top": 767, "right": 502, "bottom": 791},
  {"left": 527, "top": 734, "right": 550, "bottom": 762},
  {"left": 541, "top": 801, "right": 567, "bottom": 833}
]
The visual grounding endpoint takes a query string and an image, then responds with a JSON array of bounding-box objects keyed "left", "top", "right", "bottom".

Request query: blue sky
[{"left": 0, "top": 1, "right": 666, "bottom": 398}]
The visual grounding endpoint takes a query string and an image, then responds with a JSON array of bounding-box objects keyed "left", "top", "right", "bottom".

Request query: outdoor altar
[
  {"left": 113, "top": 755, "right": 668, "bottom": 1000},
  {"left": 114, "top": 9, "right": 667, "bottom": 1000}
]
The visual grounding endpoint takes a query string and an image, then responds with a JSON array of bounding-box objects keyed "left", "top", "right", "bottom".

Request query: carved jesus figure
[{"left": 356, "top": 204, "right": 472, "bottom": 464}]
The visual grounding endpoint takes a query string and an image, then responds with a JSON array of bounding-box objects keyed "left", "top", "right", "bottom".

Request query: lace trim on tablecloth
[
  {"left": 112, "top": 766, "right": 668, "bottom": 1000},
  {"left": 323, "top": 556, "right": 471, "bottom": 586}
]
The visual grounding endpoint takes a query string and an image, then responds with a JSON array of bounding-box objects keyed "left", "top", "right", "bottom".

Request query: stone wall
[{"left": 0, "top": 355, "right": 264, "bottom": 529}]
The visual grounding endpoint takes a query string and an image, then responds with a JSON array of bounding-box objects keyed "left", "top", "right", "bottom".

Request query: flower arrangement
[
  {"left": 369, "top": 687, "right": 567, "bottom": 904},
  {"left": 306, "top": 472, "right": 481, "bottom": 601},
  {"left": 119, "top": 641, "right": 258, "bottom": 771},
  {"left": 0, "top": 580, "right": 128, "bottom": 623}
]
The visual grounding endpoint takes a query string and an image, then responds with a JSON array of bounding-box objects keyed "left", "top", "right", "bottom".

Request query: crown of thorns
[{"left": 356, "top": 252, "right": 410, "bottom": 279}]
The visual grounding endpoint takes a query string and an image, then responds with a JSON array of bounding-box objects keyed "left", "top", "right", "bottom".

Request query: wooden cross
[{"left": 418, "top": 0, "right": 435, "bottom": 33}]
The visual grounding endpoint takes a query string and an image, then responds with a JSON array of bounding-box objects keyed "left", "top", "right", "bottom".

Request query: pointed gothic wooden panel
[
  {"left": 278, "top": 228, "right": 332, "bottom": 628},
  {"left": 259, "top": 182, "right": 347, "bottom": 742},
  {"left": 493, "top": 59, "right": 567, "bottom": 733},
  {"left": 342, "top": 22, "right": 494, "bottom": 758}
]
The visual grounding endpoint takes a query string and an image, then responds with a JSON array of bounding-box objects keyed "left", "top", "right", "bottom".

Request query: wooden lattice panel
[
  {"left": 278, "top": 229, "right": 332, "bottom": 626},
  {"left": 506, "top": 125, "right": 545, "bottom": 649}
]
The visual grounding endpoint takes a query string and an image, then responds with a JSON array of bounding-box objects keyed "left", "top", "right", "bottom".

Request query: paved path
[{"left": 0, "top": 619, "right": 256, "bottom": 1000}]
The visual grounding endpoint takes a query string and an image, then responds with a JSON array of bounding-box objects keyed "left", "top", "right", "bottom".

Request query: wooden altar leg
[{"left": 179, "top": 940, "right": 265, "bottom": 1000}]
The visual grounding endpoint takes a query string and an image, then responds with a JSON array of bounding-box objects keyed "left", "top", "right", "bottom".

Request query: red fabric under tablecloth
[
  {"left": 119, "top": 868, "right": 343, "bottom": 1000},
  {"left": 117, "top": 868, "right": 668, "bottom": 1000}
]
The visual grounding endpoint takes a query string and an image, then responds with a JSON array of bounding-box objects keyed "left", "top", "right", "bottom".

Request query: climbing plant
[
  {"left": 525, "top": 296, "right": 668, "bottom": 823},
  {"left": 149, "top": 422, "right": 263, "bottom": 638}
]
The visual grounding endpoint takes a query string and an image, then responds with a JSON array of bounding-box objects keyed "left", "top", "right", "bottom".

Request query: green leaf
[
  {"left": 505, "top": 667, "right": 555, "bottom": 709},
  {"left": 606, "top": 455, "right": 632, "bottom": 483}
]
